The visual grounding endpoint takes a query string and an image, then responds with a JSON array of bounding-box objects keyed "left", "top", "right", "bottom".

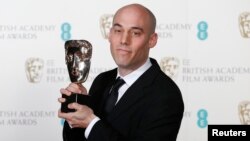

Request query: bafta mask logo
[
  {"left": 238, "top": 101, "right": 250, "bottom": 125},
  {"left": 25, "top": 57, "right": 44, "bottom": 83},
  {"left": 100, "top": 14, "right": 114, "bottom": 39},
  {"left": 160, "top": 57, "right": 180, "bottom": 80},
  {"left": 239, "top": 12, "right": 250, "bottom": 38}
]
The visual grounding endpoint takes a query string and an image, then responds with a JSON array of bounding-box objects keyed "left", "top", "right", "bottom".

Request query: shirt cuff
[{"left": 84, "top": 116, "right": 100, "bottom": 138}]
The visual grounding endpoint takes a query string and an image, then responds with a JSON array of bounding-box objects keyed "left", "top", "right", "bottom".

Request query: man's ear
[{"left": 148, "top": 33, "right": 158, "bottom": 49}]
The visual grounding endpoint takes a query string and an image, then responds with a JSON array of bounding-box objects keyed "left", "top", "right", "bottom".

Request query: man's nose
[{"left": 121, "top": 32, "right": 130, "bottom": 45}]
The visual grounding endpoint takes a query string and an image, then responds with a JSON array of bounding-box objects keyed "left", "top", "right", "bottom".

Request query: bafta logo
[
  {"left": 25, "top": 57, "right": 44, "bottom": 83},
  {"left": 160, "top": 57, "right": 180, "bottom": 80},
  {"left": 238, "top": 101, "right": 250, "bottom": 125},
  {"left": 100, "top": 14, "right": 114, "bottom": 39},
  {"left": 239, "top": 12, "right": 250, "bottom": 38}
]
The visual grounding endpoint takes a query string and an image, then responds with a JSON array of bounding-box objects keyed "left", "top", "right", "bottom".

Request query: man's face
[
  {"left": 66, "top": 47, "right": 86, "bottom": 83},
  {"left": 108, "top": 6, "right": 157, "bottom": 72}
]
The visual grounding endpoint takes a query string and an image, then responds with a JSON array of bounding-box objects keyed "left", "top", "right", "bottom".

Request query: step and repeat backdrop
[{"left": 0, "top": 0, "right": 249, "bottom": 140}]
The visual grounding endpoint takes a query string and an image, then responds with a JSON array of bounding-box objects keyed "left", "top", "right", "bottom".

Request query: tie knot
[{"left": 111, "top": 77, "right": 125, "bottom": 92}]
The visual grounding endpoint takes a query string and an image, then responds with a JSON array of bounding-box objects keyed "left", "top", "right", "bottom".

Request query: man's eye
[
  {"left": 132, "top": 31, "right": 141, "bottom": 36},
  {"left": 114, "top": 29, "right": 121, "bottom": 33}
]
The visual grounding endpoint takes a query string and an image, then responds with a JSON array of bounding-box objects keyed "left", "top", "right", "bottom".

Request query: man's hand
[
  {"left": 60, "top": 83, "right": 87, "bottom": 97},
  {"left": 58, "top": 103, "right": 96, "bottom": 128},
  {"left": 58, "top": 83, "right": 96, "bottom": 128}
]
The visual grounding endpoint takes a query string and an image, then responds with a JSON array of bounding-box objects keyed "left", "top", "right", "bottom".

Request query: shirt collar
[{"left": 117, "top": 58, "right": 152, "bottom": 86}]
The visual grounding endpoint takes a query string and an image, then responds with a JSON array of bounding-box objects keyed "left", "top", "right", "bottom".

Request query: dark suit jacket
[{"left": 63, "top": 58, "right": 184, "bottom": 141}]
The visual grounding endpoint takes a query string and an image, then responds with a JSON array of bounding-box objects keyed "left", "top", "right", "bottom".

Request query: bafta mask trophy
[{"left": 61, "top": 40, "right": 92, "bottom": 113}]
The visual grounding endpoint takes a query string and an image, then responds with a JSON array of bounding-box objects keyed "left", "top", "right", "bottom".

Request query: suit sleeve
[{"left": 63, "top": 120, "right": 86, "bottom": 141}]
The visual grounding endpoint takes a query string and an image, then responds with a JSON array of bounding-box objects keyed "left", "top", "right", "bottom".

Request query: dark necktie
[{"left": 104, "top": 77, "right": 125, "bottom": 115}]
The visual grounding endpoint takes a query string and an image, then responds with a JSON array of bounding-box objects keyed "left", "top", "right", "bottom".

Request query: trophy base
[{"left": 61, "top": 93, "right": 90, "bottom": 113}]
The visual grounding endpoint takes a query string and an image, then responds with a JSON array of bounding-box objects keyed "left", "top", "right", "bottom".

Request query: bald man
[{"left": 58, "top": 3, "right": 184, "bottom": 141}]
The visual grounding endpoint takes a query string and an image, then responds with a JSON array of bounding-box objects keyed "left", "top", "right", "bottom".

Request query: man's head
[
  {"left": 108, "top": 3, "right": 158, "bottom": 75},
  {"left": 65, "top": 40, "right": 92, "bottom": 83},
  {"left": 113, "top": 4, "right": 157, "bottom": 35}
]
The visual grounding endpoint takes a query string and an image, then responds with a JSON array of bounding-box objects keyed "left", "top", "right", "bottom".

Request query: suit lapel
[{"left": 97, "top": 70, "right": 117, "bottom": 117}]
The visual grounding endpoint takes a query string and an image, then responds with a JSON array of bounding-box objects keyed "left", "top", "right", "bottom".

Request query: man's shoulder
[
  {"left": 89, "top": 68, "right": 117, "bottom": 94},
  {"left": 98, "top": 68, "right": 117, "bottom": 78},
  {"left": 92, "top": 68, "right": 117, "bottom": 83}
]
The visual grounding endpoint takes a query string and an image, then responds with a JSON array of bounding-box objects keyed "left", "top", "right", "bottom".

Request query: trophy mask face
[{"left": 65, "top": 40, "right": 92, "bottom": 83}]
